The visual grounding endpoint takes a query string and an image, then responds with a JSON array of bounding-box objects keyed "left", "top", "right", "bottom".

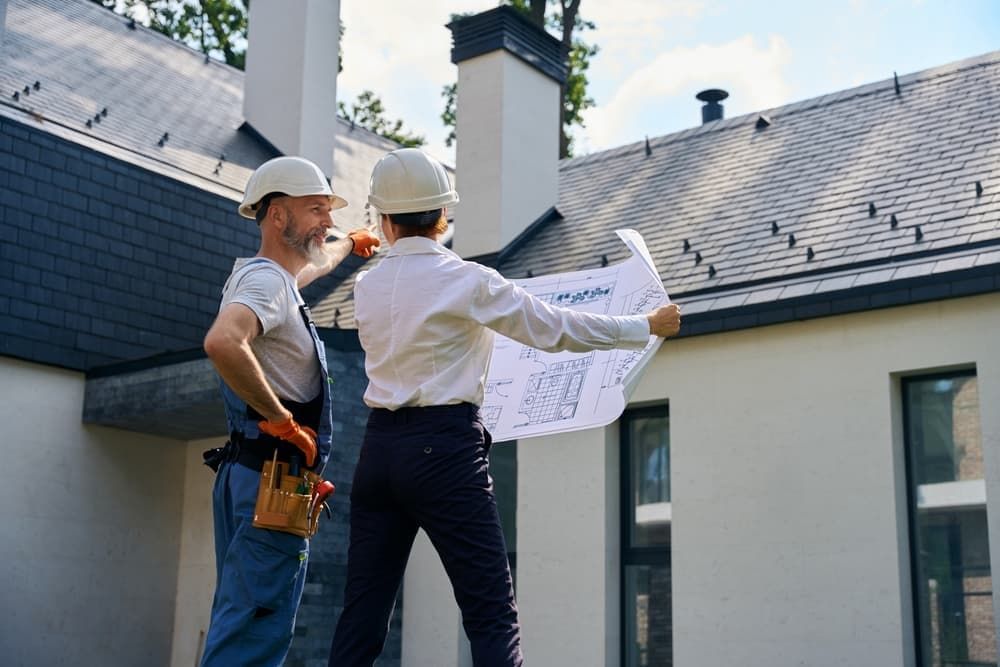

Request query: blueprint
[{"left": 483, "top": 229, "right": 669, "bottom": 442}]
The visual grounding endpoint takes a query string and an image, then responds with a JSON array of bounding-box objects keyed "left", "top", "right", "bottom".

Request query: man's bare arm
[
  {"left": 297, "top": 237, "right": 354, "bottom": 289},
  {"left": 203, "top": 303, "right": 291, "bottom": 423}
]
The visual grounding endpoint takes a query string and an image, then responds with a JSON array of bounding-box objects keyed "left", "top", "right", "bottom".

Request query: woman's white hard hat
[
  {"left": 239, "top": 156, "right": 348, "bottom": 219},
  {"left": 368, "top": 148, "right": 459, "bottom": 215}
]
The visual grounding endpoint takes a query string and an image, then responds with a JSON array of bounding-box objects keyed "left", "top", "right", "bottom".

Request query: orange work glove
[
  {"left": 348, "top": 229, "right": 380, "bottom": 258},
  {"left": 258, "top": 417, "right": 318, "bottom": 468}
]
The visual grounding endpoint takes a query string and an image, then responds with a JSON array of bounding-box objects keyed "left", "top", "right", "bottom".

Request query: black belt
[
  {"left": 203, "top": 432, "right": 303, "bottom": 473},
  {"left": 236, "top": 436, "right": 301, "bottom": 471},
  {"left": 368, "top": 402, "right": 480, "bottom": 425}
]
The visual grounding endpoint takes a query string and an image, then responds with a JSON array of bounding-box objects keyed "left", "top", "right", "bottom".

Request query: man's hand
[
  {"left": 647, "top": 304, "right": 681, "bottom": 338},
  {"left": 348, "top": 229, "right": 380, "bottom": 258},
  {"left": 258, "top": 417, "right": 318, "bottom": 467}
]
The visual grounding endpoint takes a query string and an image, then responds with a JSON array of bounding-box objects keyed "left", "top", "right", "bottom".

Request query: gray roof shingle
[
  {"left": 0, "top": 0, "right": 406, "bottom": 230},
  {"left": 313, "top": 50, "right": 1000, "bottom": 328}
]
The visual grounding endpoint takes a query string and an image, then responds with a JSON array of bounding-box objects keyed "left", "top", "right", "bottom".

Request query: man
[
  {"left": 329, "top": 148, "right": 681, "bottom": 666},
  {"left": 201, "top": 155, "right": 379, "bottom": 666}
]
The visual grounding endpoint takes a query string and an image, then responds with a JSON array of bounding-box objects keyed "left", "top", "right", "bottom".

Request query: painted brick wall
[{"left": 0, "top": 116, "right": 258, "bottom": 370}]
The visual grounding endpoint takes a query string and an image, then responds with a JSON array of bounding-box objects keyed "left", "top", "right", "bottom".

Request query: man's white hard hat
[
  {"left": 239, "top": 156, "right": 348, "bottom": 219},
  {"left": 368, "top": 148, "right": 459, "bottom": 215}
]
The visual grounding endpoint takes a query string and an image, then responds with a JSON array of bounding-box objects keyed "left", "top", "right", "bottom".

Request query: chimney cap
[
  {"left": 696, "top": 89, "right": 729, "bottom": 104},
  {"left": 449, "top": 5, "right": 567, "bottom": 84}
]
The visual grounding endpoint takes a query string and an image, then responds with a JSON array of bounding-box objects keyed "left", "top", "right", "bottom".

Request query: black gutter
[{"left": 677, "top": 262, "right": 1000, "bottom": 338}]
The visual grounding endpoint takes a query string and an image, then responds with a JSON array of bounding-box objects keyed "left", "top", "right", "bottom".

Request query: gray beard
[
  {"left": 306, "top": 240, "right": 327, "bottom": 266},
  {"left": 282, "top": 219, "right": 327, "bottom": 265}
]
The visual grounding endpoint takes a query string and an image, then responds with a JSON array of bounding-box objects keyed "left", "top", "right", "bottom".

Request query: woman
[{"left": 329, "top": 148, "right": 681, "bottom": 667}]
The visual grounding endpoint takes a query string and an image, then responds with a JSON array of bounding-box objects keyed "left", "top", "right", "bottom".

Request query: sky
[{"left": 337, "top": 0, "right": 999, "bottom": 165}]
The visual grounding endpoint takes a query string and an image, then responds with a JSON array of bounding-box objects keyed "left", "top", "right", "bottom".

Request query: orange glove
[
  {"left": 348, "top": 229, "right": 380, "bottom": 258},
  {"left": 258, "top": 417, "right": 318, "bottom": 468}
]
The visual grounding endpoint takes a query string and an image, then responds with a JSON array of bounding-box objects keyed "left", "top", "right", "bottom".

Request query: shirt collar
[{"left": 384, "top": 236, "right": 456, "bottom": 259}]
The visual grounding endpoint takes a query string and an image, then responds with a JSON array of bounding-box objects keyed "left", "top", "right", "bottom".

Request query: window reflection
[
  {"left": 904, "top": 373, "right": 996, "bottom": 667},
  {"left": 623, "top": 408, "right": 672, "bottom": 667}
]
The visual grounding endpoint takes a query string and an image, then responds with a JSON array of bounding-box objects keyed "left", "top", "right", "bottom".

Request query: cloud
[
  {"left": 586, "top": 0, "right": 706, "bottom": 47},
  {"left": 584, "top": 1, "right": 707, "bottom": 76},
  {"left": 338, "top": 0, "right": 495, "bottom": 163},
  {"left": 580, "top": 34, "right": 792, "bottom": 151}
]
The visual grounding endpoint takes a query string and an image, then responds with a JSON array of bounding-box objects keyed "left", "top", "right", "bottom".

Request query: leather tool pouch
[{"left": 253, "top": 450, "right": 325, "bottom": 538}]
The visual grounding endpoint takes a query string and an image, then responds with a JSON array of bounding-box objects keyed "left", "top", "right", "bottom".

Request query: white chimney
[
  {"left": 243, "top": 0, "right": 340, "bottom": 176},
  {"left": 448, "top": 7, "right": 567, "bottom": 261}
]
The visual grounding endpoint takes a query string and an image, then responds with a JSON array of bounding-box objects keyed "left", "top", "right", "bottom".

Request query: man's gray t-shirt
[{"left": 220, "top": 258, "right": 321, "bottom": 403}]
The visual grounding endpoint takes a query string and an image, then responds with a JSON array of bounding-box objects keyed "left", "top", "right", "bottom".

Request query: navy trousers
[{"left": 329, "top": 403, "right": 522, "bottom": 667}]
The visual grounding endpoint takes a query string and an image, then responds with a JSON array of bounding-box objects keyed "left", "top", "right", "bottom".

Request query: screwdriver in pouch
[{"left": 289, "top": 454, "right": 309, "bottom": 494}]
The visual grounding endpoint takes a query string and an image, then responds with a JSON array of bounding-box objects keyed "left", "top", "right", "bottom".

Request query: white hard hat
[
  {"left": 239, "top": 156, "right": 348, "bottom": 219},
  {"left": 368, "top": 148, "right": 459, "bottom": 215}
]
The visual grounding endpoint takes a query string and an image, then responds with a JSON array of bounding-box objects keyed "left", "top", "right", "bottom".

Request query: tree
[
  {"left": 441, "top": 0, "right": 597, "bottom": 158},
  {"left": 338, "top": 92, "right": 425, "bottom": 148},
  {"left": 94, "top": 1, "right": 423, "bottom": 147}
]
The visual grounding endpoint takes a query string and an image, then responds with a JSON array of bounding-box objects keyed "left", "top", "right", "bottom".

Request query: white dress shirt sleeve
[{"left": 468, "top": 266, "right": 651, "bottom": 352}]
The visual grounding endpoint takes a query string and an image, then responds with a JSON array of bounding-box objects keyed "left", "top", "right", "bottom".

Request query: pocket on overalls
[{"left": 233, "top": 524, "right": 309, "bottom": 637}]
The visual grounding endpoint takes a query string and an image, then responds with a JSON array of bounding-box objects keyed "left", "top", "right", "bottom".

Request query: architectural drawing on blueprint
[
  {"left": 600, "top": 282, "right": 666, "bottom": 389},
  {"left": 483, "top": 379, "right": 514, "bottom": 429},
  {"left": 483, "top": 229, "right": 669, "bottom": 442},
  {"left": 518, "top": 353, "right": 594, "bottom": 427}
]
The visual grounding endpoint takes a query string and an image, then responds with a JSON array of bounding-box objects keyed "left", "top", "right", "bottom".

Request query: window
[
  {"left": 903, "top": 371, "right": 997, "bottom": 667},
  {"left": 622, "top": 406, "right": 671, "bottom": 667}
]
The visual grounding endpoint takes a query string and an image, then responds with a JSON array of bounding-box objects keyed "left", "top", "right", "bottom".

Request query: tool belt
[
  {"left": 202, "top": 431, "right": 306, "bottom": 473},
  {"left": 202, "top": 433, "right": 334, "bottom": 539},
  {"left": 253, "top": 450, "right": 331, "bottom": 538}
]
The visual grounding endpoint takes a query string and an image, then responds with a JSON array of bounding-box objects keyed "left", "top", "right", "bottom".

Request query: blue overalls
[{"left": 201, "top": 260, "right": 333, "bottom": 667}]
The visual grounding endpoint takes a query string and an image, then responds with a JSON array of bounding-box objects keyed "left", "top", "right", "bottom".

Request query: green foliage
[
  {"left": 338, "top": 91, "right": 425, "bottom": 148},
  {"left": 441, "top": 82, "right": 457, "bottom": 148},
  {"left": 107, "top": 0, "right": 249, "bottom": 69},
  {"left": 561, "top": 22, "right": 598, "bottom": 156}
]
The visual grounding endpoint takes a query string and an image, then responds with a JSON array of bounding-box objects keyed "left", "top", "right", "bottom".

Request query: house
[
  {"left": 2, "top": 1, "right": 998, "bottom": 666},
  {"left": 1, "top": 0, "right": 404, "bottom": 664}
]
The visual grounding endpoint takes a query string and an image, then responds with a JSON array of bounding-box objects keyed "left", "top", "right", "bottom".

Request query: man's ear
[{"left": 268, "top": 203, "right": 287, "bottom": 229}]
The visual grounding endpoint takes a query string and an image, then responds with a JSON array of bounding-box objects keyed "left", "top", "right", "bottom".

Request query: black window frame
[
  {"left": 620, "top": 403, "right": 672, "bottom": 667},
  {"left": 900, "top": 367, "right": 994, "bottom": 667}
]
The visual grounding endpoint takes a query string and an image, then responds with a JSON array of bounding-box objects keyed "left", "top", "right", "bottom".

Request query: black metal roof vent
[{"left": 696, "top": 89, "right": 728, "bottom": 124}]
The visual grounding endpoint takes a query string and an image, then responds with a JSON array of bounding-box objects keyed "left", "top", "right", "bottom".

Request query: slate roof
[
  {"left": 0, "top": 0, "right": 402, "bottom": 231},
  {"left": 313, "top": 50, "right": 1000, "bottom": 329},
  {"left": 0, "top": 0, "right": 408, "bottom": 369}
]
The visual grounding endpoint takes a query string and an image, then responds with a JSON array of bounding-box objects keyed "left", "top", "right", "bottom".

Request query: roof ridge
[
  {"left": 561, "top": 48, "right": 1000, "bottom": 171},
  {"left": 69, "top": 0, "right": 245, "bottom": 74}
]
